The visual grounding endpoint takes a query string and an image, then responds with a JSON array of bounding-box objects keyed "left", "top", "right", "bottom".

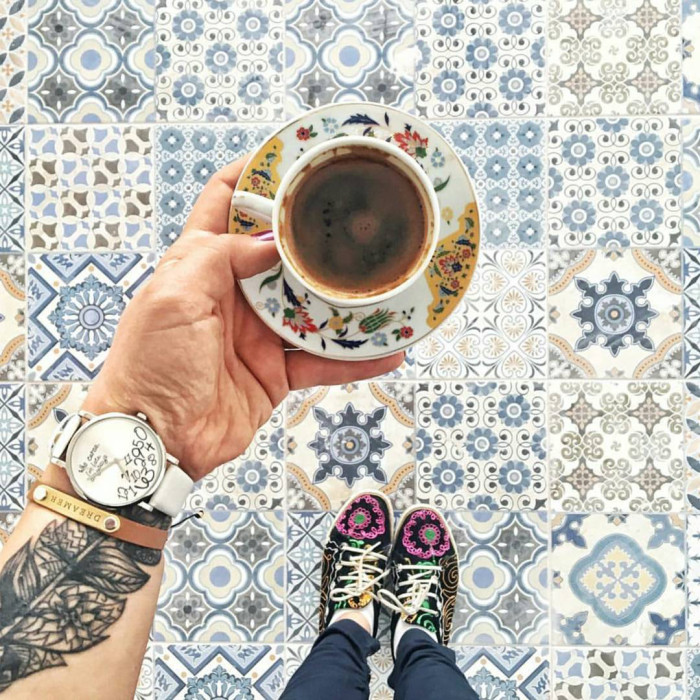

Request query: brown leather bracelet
[{"left": 29, "top": 478, "right": 169, "bottom": 550}]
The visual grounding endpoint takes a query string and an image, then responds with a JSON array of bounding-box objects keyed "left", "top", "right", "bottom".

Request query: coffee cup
[{"left": 232, "top": 136, "right": 441, "bottom": 308}]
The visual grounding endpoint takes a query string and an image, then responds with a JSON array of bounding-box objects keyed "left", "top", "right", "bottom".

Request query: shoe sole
[
  {"left": 327, "top": 489, "right": 396, "bottom": 541},
  {"left": 393, "top": 504, "right": 458, "bottom": 555}
]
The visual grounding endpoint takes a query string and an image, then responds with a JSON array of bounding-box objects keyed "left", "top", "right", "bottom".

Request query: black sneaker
[
  {"left": 318, "top": 491, "right": 394, "bottom": 636},
  {"left": 379, "top": 506, "right": 459, "bottom": 650}
]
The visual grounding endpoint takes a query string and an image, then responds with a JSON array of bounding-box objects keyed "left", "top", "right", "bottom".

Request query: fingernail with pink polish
[{"left": 252, "top": 230, "right": 274, "bottom": 241}]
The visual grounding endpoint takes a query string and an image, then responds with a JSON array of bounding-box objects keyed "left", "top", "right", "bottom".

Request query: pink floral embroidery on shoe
[
  {"left": 337, "top": 494, "right": 386, "bottom": 540},
  {"left": 402, "top": 509, "right": 451, "bottom": 559}
]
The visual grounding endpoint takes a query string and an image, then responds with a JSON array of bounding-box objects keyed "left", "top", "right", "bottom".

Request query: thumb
[{"left": 220, "top": 233, "right": 280, "bottom": 279}]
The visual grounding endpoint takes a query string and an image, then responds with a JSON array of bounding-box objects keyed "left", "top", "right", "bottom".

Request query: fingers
[
  {"left": 286, "top": 351, "right": 404, "bottom": 390},
  {"left": 218, "top": 234, "right": 281, "bottom": 279},
  {"left": 183, "top": 156, "right": 250, "bottom": 235}
]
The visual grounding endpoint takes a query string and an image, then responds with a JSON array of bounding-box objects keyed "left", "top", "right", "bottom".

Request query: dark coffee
[{"left": 285, "top": 153, "right": 428, "bottom": 298}]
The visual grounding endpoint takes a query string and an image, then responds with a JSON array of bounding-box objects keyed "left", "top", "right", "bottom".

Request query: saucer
[{"left": 228, "top": 102, "right": 480, "bottom": 360}]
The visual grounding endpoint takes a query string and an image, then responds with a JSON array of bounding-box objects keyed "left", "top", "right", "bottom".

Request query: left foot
[{"left": 318, "top": 491, "right": 394, "bottom": 636}]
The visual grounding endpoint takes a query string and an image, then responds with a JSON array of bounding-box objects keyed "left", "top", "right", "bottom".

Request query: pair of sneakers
[{"left": 319, "top": 491, "right": 459, "bottom": 654}]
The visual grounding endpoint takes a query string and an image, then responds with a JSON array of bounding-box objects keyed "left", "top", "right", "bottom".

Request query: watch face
[{"left": 66, "top": 414, "right": 166, "bottom": 507}]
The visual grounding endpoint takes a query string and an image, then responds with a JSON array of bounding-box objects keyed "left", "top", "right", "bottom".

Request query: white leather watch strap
[{"left": 148, "top": 466, "right": 194, "bottom": 517}]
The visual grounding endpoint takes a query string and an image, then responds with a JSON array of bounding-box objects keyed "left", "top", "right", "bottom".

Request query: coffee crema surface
[{"left": 285, "top": 153, "right": 428, "bottom": 298}]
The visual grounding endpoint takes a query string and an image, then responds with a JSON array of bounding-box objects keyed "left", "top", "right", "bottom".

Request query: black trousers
[{"left": 281, "top": 619, "right": 478, "bottom": 699}]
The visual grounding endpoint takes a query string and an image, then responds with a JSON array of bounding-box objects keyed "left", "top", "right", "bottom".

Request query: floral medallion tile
[
  {"left": 457, "top": 646, "right": 549, "bottom": 698},
  {"left": 689, "top": 649, "right": 700, "bottom": 698},
  {"left": 416, "top": 382, "right": 547, "bottom": 510},
  {"left": 29, "top": 126, "right": 153, "bottom": 251},
  {"left": 685, "top": 120, "right": 700, "bottom": 245},
  {"left": 448, "top": 511, "right": 549, "bottom": 644},
  {"left": 155, "top": 124, "right": 274, "bottom": 253},
  {"left": 548, "top": 0, "right": 682, "bottom": 116},
  {"left": 550, "top": 381, "right": 684, "bottom": 512},
  {"left": 0, "top": 253, "right": 24, "bottom": 381},
  {"left": 0, "top": 1, "right": 26, "bottom": 124},
  {"left": 548, "top": 248, "right": 682, "bottom": 379},
  {"left": 187, "top": 409, "right": 284, "bottom": 512},
  {"left": 286, "top": 511, "right": 334, "bottom": 642},
  {"left": 415, "top": 249, "right": 547, "bottom": 378},
  {"left": 156, "top": 0, "right": 283, "bottom": 122},
  {"left": 27, "top": 252, "right": 154, "bottom": 381},
  {"left": 553, "top": 648, "right": 684, "bottom": 699},
  {"left": 434, "top": 120, "right": 545, "bottom": 247},
  {"left": 685, "top": 250, "right": 700, "bottom": 377},
  {"left": 549, "top": 118, "right": 681, "bottom": 248},
  {"left": 155, "top": 508, "right": 284, "bottom": 643},
  {"left": 415, "top": 0, "right": 545, "bottom": 118},
  {"left": 28, "top": 0, "right": 155, "bottom": 122},
  {"left": 0, "top": 384, "right": 24, "bottom": 512},
  {"left": 285, "top": 383, "right": 414, "bottom": 511},
  {"left": 0, "top": 128, "right": 24, "bottom": 253},
  {"left": 153, "top": 644, "right": 284, "bottom": 700},
  {"left": 552, "top": 514, "right": 686, "bottom": 646},
  {"left": 284, "top": 0, "right": 414, "bottom": 114},
  {"left": 688, "top": 514, "right": 700, "bottom": 643},
  {"left": 684, "top": 0, "right": 700, "bottom": 112},
  {"left": 25, "top": 382, "right": 90, "bottom": 479}
]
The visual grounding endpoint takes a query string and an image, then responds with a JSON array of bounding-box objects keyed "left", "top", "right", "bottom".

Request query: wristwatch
[{"left": 49, "top": 410, "right": 194, "bottom": 518}]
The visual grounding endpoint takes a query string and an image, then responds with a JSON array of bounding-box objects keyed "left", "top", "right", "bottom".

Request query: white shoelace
[
  {"left": 378, "top": 563, "right": 441, "bottom": 617},
  {"left": 329, "top": 542, "right": 390, "bottom": 603}
]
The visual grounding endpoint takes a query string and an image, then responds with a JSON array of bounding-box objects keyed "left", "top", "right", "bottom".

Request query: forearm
[{"left": 0, "top": 463, "right": 166, "bottom": 699}]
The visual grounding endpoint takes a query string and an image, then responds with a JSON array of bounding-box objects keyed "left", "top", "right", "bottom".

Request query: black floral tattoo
[{"left": 0, "top": 505, "right": 168, "bottom": 692}]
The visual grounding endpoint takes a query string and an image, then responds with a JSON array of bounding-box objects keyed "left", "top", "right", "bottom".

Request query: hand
[{"left": 83, "top": 156, "right": 403, "bottom": 481}]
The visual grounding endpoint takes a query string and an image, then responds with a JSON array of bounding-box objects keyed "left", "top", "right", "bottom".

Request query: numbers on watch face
[{"left": 69, "top": 417, "right": 165, "bottom": 507}]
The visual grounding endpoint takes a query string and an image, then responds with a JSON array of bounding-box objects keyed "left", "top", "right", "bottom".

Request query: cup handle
[{"left": 232, "top": 191, "right": 274, "bottom": 222}]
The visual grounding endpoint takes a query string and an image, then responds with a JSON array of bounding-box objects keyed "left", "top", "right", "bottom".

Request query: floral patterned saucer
[{"left": 228, "top": 102, "right": 480, "bottom": 360}]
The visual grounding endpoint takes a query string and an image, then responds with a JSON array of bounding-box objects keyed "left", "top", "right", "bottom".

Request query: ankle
[{"left": 331, "top": 609, "right": 372, "bottom": 634}]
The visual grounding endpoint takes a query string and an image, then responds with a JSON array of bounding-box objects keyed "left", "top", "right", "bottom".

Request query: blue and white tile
[
  {"left": 685, "top": 119, "right": 700, "bottom": 245},
  {"left": 685, "top": 250, "right": 700, "bottom": 377},
  {"left": 434, "top": 120, "right": 545, "bottom": 247},
  {"left": 687, "top": 514, "right": 700, "bottom": 644},
  {"left": 548, "top": 248, "right": 683, "bottom": 379},
  {"left": 25, "top": 382, "right": 90, "bottom": 479},
  {"left": 28, "top": 0, "right": 155, "bottom": 122},
  {"left": 415, "top": 0, "right": 545, "bottom": 118},
  {"left": 0, "top": 0, "right": 26, "bottom": 124},
  {"left": 0, "top": 253, "right": 24, "bottom": 381},
  {"left": 286, "top": 511, "right": 334, "bottom": 642},
  {"left": 548, "top": 0, "right": 682, "bottom": 116},
  {"left": 550, "top": 381, "right": 685, "bottom": 513},
  {"left": 449, "top": 511, "right": 549, "bottom": 644},
  {"left": 415, "top": 249, "right": 547, "bottom": 378},
  {"left": 0, "top": 384, "right": 24, "bottom": 512},
  {"left": 687, "top": 383, "right": 700, "bottom": 510},
  {"left": 155, "top": 124, "right": 275, "bottom": 253},
  {"left": 155, "top": 508, "right": 284, "bottom": 643},
  {"left": 553, "top": 648, "right": 684, "bottom": 699},
  {"left": 457, "top": 647, "right": 549, "bottom": 698},
  {"left": 156, "top": 0, "right": 283, "bottom": 122},
  {"left": 135, "top": 643, "right": 153, "bottom": 700},
  {"left": 684, "top": 0, "right": 700, "bottom": 112},
  {"left": 29, "top": 126, "right": 153, "bottom": 250},
  {"left": 689, "top": 648, "right": 700, "bottom": 698},
  {"left": 416, "top": 382, "right": 547, "bottom": 510},
  {"left": 285, "top": 0, "right": 414, "bottom": 114},
  {"left": 285, "top": 383, "right": 414, "bottom": 511},
  {"left": 548, "top": 118, "right": 682, "bottom": 248},
  {"left": 153, "top": 643, "right": 284, "bottom": 700},
  {"left": 0, "top": 128, "right": 24, "bottom": 253},
  {"left": 27, "top": 252, "right": 154, "bottom": 381},
  {"left": 187, "top": 408, "right": 284, "bottom": 512},
  {"left": 552, "top": 514, "right": 686, "bottom": 646}
]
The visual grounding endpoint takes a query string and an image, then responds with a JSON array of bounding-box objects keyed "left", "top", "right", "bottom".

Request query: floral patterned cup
[{"left": 232, "top": 135, "right": 440, "bottom": 308}]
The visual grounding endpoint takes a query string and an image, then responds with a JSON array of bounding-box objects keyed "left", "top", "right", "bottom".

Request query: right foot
[
  {"left": 379, "top": 506, "right": 459, "bottom": 650},
  {"left": 318, "top": 491, "right": 394, "bottom": 636}
]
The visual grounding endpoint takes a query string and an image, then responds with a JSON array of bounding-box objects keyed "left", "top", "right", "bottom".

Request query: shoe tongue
[{"left": 333, "top": 540, "right": 375, "bottom": 611}]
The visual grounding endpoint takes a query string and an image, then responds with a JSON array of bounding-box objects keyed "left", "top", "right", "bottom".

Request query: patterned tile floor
[{"left": 1, "top": 0, "right": 700, "bottom": 698}]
